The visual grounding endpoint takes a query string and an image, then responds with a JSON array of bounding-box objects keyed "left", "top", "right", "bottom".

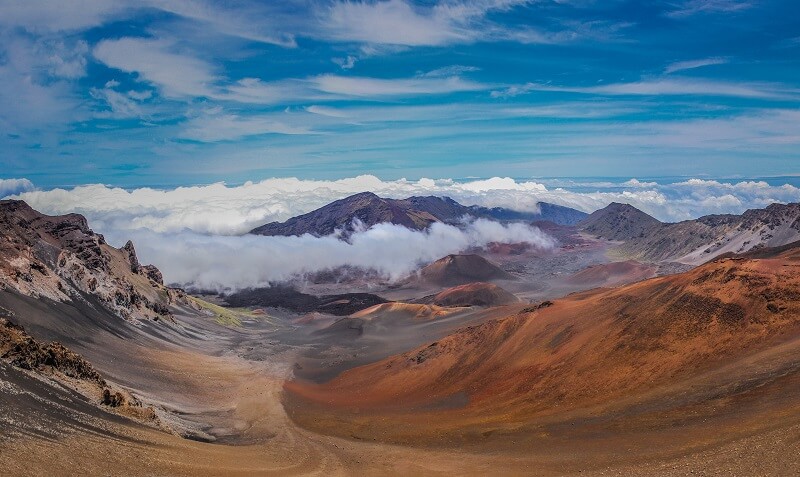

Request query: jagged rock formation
[
  {"left": 0, "top": 316, "right": 104, "bottom": 382},
  {"left": 0, "top": 200, "right": 193, "bottom": 322}
]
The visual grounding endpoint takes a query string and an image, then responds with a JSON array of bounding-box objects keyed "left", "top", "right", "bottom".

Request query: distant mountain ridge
[
  {"left": 250, "top": 192, "right": 587, "bottom": 237},
  {"left": 579, "top": 201, "right": 800, "bottom": 263}
]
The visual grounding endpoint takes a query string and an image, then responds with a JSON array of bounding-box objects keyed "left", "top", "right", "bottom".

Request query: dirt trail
[
  {"left": 0, "top": 337, "right": 519, "bottom": 476},
  {"left": 3, "top": 321, "right": 800, "bottom": 476}
]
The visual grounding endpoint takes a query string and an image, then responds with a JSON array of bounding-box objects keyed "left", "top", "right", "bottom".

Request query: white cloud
[
  {"left": 15, "top": 174, "right": 800, "bottom": 290},
  {"left": 333, "top": 55, "right": 358, "bottom": 70},
  {"left": 491, "top": 78, "right": 799, "bottom": 100},
  {"left": 322, "top": 0, "right": 476, "bottom": 46},
  {"left": 180, "top": 109, "right": 317, "bottom": 142},
  {"left": 419, "top": 65, "right": 480, "bottom": 78},
  {"left": 0, "top": 1, "right": 129, "bottom": 33},
  {"left": 13, "top": 176, "right": 800, "bottom": 238},
  {"left": 622, "top": 178, "right": 658, "bottom": 188},
  {"left": 296, "top": 101, "right": 638, "bottom": 126},
  {"left": 90, "top": 84, "right": 148, "bottom": 119},
  {"left": 317, "top": 0, "right": 620, "bottom": 47},
  {"left": 0, "top": 36, "right": 84, "bottom": 132},
  {"left": 221, "top": 77, "right": 311, "bottom": 105},
  {"left": 317, "top": 0, "right": 627, "bottom": 47},
  {"left": 497, "top": 103, "right": 641, "bottom": 119},
  {"left": 40, "top": 39, "right": 90, "bottom": 79},
  {"left": 305, "top": 105, "right": 352, "bottom": 118},
  {"left": 0, "top": 1, "right": 299, "bottom": 45},
  {"left": 220, "top": 73, "right": 493, "bottom": 105},
  {"left": 93, "top": 37, "right": 218, "bottom": 98},
  {"left": 0, "top": 178, "right": 35, "bottom": 198},
  {"left": 127, "top": 90, "right": 153, "bottom": 101},
  {"left": 664, "top": 57, "right": 729, "bottom": 74},
  {"left": 666, "top": 0, "right": 753, "bottom": 18},
  {"left": 148, "top": 0, "right": 298, "bottom": 47},
  {"left": 311, "top": 74, "right": 490, "bottom": 96},
  {"left": 113, "top": 218, "right": 555, "bottom": 290},
  {"left": 624, "top": 109, "right": 800, "bottom": 149}
]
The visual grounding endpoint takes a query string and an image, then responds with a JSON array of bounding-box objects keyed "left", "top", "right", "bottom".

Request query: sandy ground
[
  {"left": 2, "top": 340, "right": 800, "bottom": 476},
  {"left": 3, "top": 240, "right": 800, "bottom": 475}
]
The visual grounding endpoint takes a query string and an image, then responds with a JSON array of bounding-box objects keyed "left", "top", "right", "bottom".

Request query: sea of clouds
[
  {"left": 117, "top": 219, "right": 555, "bottom": 291},
  {"left": 4, "top": 175, "right": 800, "bottom": 290}
]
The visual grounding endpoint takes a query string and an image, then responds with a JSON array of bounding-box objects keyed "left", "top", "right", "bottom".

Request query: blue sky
[{"left": 1, "top": 0, "right": 799, "bottom": 188}]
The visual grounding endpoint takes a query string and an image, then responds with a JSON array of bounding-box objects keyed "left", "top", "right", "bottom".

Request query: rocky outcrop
[
  {"left": 0, "top": 317, "right": 104, "bottom": 383},
  {"left": 0, "top": 200, "right": 192, "bottom": 322},
  {"left": 0, "top": 315, "right": 159, "bottom": 425}
]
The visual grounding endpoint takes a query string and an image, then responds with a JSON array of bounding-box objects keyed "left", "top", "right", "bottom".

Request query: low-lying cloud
[
  {"left": 10, "top": 174, "right": 800, "bottom": 291},
  {"left": 112, "top": 219, "right": 555, "bottom": 291},
  {"left": 13, "top": 175, "right": 800, "bottom": 236}
]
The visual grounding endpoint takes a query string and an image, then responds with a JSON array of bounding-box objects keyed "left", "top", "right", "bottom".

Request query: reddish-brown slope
[
  {"left": 565, "top": 260, "right": 657, "bottom": 288},
  {"left": 286, "top": 244, "right": 800, "bottom": 442},
  {"left": 418, "top": 254, "right": 513, "bottom": 286},
  {"left": 420, "top": 282, "right": 519, "bottom": 307}
]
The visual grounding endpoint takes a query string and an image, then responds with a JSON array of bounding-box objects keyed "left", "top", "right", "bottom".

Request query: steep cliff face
[{"left": 0, "top": 200, "right": 193, "bottom": 322}]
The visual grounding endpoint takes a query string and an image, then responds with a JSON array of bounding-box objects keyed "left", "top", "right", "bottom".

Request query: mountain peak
[
  {"left": 339, "top": 191, "right": 381, "bottom": 201},
  {"left": 419, "top": 254, "right": 513, "bottom": 286},
  {"left": 579, "top": 202, "right": 661, "bottom": 241},
  {"left": 251, "top": 193, "right": 588, "bottom": 237}
]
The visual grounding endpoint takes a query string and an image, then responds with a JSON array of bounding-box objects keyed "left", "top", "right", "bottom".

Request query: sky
[
  {"left": 1, "top": 0, "right": 799, "bottom": 188},
  {"left": 2, "top": 1, "right": 800, "bottom": 289}
]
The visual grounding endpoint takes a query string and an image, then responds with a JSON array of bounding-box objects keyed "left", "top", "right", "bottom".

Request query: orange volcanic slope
[
  {"left": 423, "top": 282, "right": 519, "bottom": 307},
  {"left": 286, "top": 243, "right": 800, "bottom": 442},
  {"left": 418, "top": 254, "right": 513, "bottom": 286},
  {"left": 565, "top": 260, "right": 657, "bottom": 288}
]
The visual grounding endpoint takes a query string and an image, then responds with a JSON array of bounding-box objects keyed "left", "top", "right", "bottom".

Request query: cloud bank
[
  {"left": 14, "top": 175, "right": 800, "bottom": 235},
  {"left": 0, "top": 178, "right": 35, "bottom": 198},
  {"left": 11, "top": 174, "right": 800, "bottom": 290},
  {"left": 112, "top": 219, "right": 555, "bottom": 291}
]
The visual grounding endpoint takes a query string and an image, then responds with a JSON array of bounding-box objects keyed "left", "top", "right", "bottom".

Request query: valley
[
  {"left": 4, "top": 3, "right": 799, "bottom": 474},
  {"left": 1, "top": 196, "right": 800, "bottom": 475}
]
